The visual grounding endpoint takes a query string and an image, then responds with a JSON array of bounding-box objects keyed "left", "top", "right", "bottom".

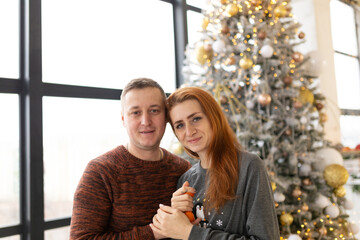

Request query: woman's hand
[
  {"left": 150, "top": 204, "right": 194, "bottom": 240},
  {"left": 171, "top": 181, "right": 195, "bottom": 212}
]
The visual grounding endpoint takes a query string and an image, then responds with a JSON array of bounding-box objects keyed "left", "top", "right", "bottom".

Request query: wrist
[{"left": 182, "top": 224, "right": 193, "bottom": 240}]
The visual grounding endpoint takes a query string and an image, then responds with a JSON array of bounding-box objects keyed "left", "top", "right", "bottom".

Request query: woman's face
[{"left": 169, "top": 99, "right": 212, "bottom": 159}]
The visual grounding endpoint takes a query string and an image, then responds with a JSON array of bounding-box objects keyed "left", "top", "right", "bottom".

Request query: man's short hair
[{"left": 121, "top": 78, "right": 167, "bottom": 111}]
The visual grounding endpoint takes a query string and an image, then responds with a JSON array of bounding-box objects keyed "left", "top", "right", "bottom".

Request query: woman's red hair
[{"left": 167, "top": 87, "right": 242, "bottom": 211}]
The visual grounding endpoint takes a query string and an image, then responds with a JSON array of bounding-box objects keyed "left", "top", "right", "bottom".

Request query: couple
[{"left": 70, "top": 78, "right": 279, "bottom": 240}]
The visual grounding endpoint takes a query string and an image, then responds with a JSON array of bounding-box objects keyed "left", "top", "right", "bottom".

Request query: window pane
[
  {"left": 43, "top": 97, "right": 123, "bottom": 220},
  {"left": 0, "top": 1, "right": 19, "bottom": 78},
  {"left": 42, "top": 0, "right": 176, "bottom": 93},
  {"left": 330, "top": 0, "right": 358, "bottom": 56},
  {"left": 0, "top": 94, "right": 19, "bottom": 227},
  {"left": 187, "top": 11, "right": 203, "bottom": 46},
  {"left": 43, "top": 97, "right": 177, "bottom": 220},
  {"left": 333, "top": 53, "right": 360, "bottom": 109},
  {"left": 186, "top": 0, "right": 209, "bottom": 9},
  {"left": 45, "top": 226, "right": 70, "bottom": 240},
  {"left": 340, "top": 115, "right": 360, "bottom": 149},
  {"left": 0, "top": 235, "right": 21, "bottom": 240}
]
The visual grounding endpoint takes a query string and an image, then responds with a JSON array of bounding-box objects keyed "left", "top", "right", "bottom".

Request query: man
[{"left": 70, "top": 78, "right": 191, "bottom": 239}]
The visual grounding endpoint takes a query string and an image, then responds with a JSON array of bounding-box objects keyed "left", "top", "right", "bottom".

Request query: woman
[{"left": 150, "top": 87, "right": 279, "bottom": 240}]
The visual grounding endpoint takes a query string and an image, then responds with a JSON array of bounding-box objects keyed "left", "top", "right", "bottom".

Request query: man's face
[{"left": 121, "top": 87, "right": 166, "bottom": 152}]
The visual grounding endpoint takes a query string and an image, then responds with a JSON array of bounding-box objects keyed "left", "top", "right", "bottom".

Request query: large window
[
  {"left": 330, "top": 0, "right": 360, "bottom": 148},
  {"left": 0, "top": 1, "right": 200, "bottom": 239}
]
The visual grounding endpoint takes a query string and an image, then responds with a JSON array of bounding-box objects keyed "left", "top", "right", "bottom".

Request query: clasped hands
[{"left": 150, "top": 181, "right": 201, "bottom": 240}]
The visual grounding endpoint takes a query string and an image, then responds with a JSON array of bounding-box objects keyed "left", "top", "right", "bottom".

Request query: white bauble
[
  {"left": 350, "top": 223, "right": 360, "bottom": 234},
  {"left": 300, "top": 116, "right": 307, "bottom": 124},
  {"left": 314, "top": 194, "right": 331, "bottom": 208},
  {"left": 325, "top": 205, "right": 340, "bottom": 218},
  {"left": 260, "top": 45, "right": 274, "bottom": 58},
  {"left": 299, "top": 164, "right": 311, "bottom": 177},
  {"left": 315, "top": 148, "right": 344, "bottom": 172},
  {"left": 245, "top": 100, "right": 255, "bottom": 109},
  {"left": 274, "top": 192, "right": 285, "bottom": 202},
  {"left": 288, "top": 234, "right": 302, "bottom": 240},
  {"left": 212, "top": 39, "right": 226, "bottom": 53},
  {"left": 344, "top": 199, "right": 354, "bottom": 210}
]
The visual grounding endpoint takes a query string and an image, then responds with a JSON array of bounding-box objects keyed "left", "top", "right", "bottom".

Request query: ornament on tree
[
  {"left": 250, "top": 0, "right": 262, "bottom": 6},
  {"left": 301, "top": 177, "right": 312, "bottom": 186},
  {"left": 288, "top": 234, "right": 302, "bottom": 240},
  {"left": 315, "top": 102, "right": 324, "bottom": 111},
  {"left": 212, "top": 39, "right": 226, "bottom": 53},
  {"left": 323, "top": 164, "right": 349, "bottom": 188},
  {"left": 258, "top": 93, "right": 271, "bottom": 106},
  {"left": 260, "top": 44, "right": 274, "bottom": 58},
  {"left": 224, "top": 57, "right": 236, "bottom": 65},
  {"left": 334, "top": 185, "right": 346, "bottom": 198},
  {"left": 220, "top": 0, "right": 227, "bottom": 4},
  {"left": 226, "top": 3, "right": 239, "bottom": 17},
  {"left": 257, "top": 31, "right": 266, "bottom": 40},
  {"left": 298, "top": 32, "right": 305, "bottom": 39},
  {"left": 325, "top": 204, "right": 340, "bottom": 218},
  {"left": 221, "top": 24, "right": 230, "bottom": 34},
  {"left": 314, "top": 194, "right": 331, "bottom": 208},
  {"left": 274, "top": 192, "right": 285, "bottom": 202},
  {"left": 350, "top": 223, "right": 360, "bottom": 234},
  {"left": 245, "top": 100, "right": 255, "bottom": 109},
  {"left": 315, "top": 147, "right": 344, "bottom": 172},
  {"left": 292, "top": 51, "right": 304, "bottom": 63},
  {"left": 280, "top": 213, "right": 294, "bottom": 226},
  {"left": 292, "top": 187, "right": 302, "bottom": 198},
  {"left": 298, "top": 88, "right": 314, "bottom": 105},
  {"left": 220, "top": 95, "right": 228, "bottom": 104},
  {"left": 301, "top": 203, "right": 309, "bottom": 212},
  {"left": 283, "top": 76, "right": 293, "bottom": 85},
  {"left": 239, "top": 57, "right": 253, "bottom": 69},
  {"left": 344, "top": 199, "right": 354, "bottom": 210},
  {"left": 299, "top": 164, "right": 311, "bottom": 177},
  {"left": 293, "top": 100, "right": 303, "bottom": 109},
  {"left": 196, "top": 45, "right": 213, "bottom": 65},
  {"left": 274, "top": 5, "right": 288, "bottom": 18}
]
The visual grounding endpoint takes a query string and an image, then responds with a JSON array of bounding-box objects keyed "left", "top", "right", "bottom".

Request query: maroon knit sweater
[{"left": 70, "top": 145, "right": 191, "bottom": 240}]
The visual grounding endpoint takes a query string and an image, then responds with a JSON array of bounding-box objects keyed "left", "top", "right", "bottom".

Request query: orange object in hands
[{"left": 185, "top": 192, "right": 195, "bottom": 222}]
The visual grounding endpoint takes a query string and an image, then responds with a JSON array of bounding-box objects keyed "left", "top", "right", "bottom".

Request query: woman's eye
[
  {"left": 175, "top": 123, "right": 183, "bottom": 129},
  {"left": 193, "top": 116, "right": 201, "bottom": 122}
]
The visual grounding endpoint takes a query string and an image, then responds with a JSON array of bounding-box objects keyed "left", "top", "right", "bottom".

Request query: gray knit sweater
[{"left": 177, "top": 151, "right": 280, "bottom": 240}]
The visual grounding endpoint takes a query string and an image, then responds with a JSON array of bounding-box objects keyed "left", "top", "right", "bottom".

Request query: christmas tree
[{"left": 178, "top": 0, "right": 359, "bottom": 239}]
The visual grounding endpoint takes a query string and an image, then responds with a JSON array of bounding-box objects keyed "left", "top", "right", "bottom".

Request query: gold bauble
[
  {"left": 202, "top": 17, "right": 209, "bottom": 30},
  {"left": 298, "top": 88, "right": 314, "bottom": 105},
  {"left": 323, "top": 164, "right": 349, "bottom": 188},
  {"left": 274, "top": 5, "right": 288, "bottom": 18},
  {"left": 258, "top": 93, "right": 272, "bottom": 107},
  {"left": 250, "top": 0, "right": 262, "bottom": 6},
  {"left": 226, "top": 3, "right": 239, "bottom": 17},
  {"left": 320, "top": 112, "right": 328, "bottom": 123},
  {"left": 271, "top": 181, "right": 276, "bottom": 192},
  {"left": 292, "top": 51, "right": 304, "bottom": 62},
  {"left": 334, "top": 185, "right": 347, "bottom": 198},
  {"left": 239, "top": 57, "right": 253, "bottom": 69},
  {"left": 196, "top": 45, "right": 213, "bottom": 65},
  {"left": 280, "top": 213, "right": 294, "bottom": 226}
]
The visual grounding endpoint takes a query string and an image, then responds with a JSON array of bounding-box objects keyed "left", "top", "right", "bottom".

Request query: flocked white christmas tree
[{"left": 175, "top": 0, "right": 360, "bottom": 239}]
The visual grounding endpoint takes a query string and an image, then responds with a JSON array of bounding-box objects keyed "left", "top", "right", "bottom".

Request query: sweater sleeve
[
  {"left": 69, "top": 161, "right": 155, "bottom": 240},
  {"left": 188, "top": 154, "right": 279, "bottom": 240}
]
